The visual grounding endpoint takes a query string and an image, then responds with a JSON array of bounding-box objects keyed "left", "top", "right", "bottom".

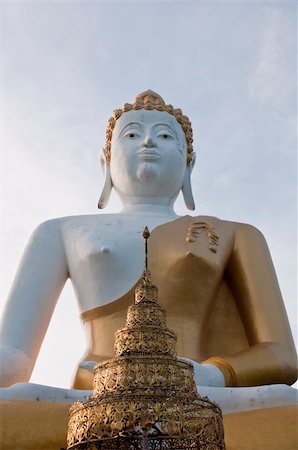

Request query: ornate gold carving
[
  {"left": 67, "top": 228, "right": 225, "bottom": 450},
  {"left": 67, "top": 397, "right": 224, "bottom": 449},
  {"left": 134, "top": 283, "right": 158, "bottom": 304},
  {"left": 93, "top": 357, "right": 196, "bottom": 398},
  {"left": 104, "top": 90, "right": 194, "bottom": 165},
  {"left": 126, "top": 302, "right": 166, "bottom": 328},
  {"left": 114, "top": 327, "right": 177, "bottom": 358},
  {"left": 186, "top": 220, "right": 219, "bottom": 253}
]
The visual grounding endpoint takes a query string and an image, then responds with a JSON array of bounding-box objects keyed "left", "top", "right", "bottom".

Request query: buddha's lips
[{"left": 137, "top": 150, "right": 161, "bottom": 160}]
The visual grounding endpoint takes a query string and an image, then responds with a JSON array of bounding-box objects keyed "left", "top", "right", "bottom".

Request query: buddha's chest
[
  {"left": 68, "top": 225, "right": 144, "bottom": 274},
  {"left": 148, "top": 217, "right": 235, "bottom": 312},
  {"left": 63, "top": 216, "right": 235, "bottom": 311}
]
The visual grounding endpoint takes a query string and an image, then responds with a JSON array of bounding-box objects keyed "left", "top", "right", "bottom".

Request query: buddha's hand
[{"left": 181, "top": 358, "right": 225, "bottom": 387}]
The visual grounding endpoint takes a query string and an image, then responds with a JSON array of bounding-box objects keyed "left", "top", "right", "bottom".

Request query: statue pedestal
[
  {"left": 0, "top": 399, "right": 297, "bottom": 449},
  {"left": 0, "top": 400, "right": 68, "bottom": 450},
  {"left": 223, "top": 405, "right": 298, "bottom": 450}
]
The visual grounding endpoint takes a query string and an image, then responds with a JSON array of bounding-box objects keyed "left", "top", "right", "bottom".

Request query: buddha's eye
[
  {"left": 158, "top": 133, "right": 173, "bottom": 140},
  {"left": 124, "top": 131, "right": 139, "bottom": 139}
]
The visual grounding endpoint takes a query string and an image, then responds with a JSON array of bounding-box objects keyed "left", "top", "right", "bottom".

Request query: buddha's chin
[{"left": 136, "top": 162, "right": 161, "bottom": 184}]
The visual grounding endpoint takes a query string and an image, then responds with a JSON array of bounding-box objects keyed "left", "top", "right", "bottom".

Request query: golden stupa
[{"left": 66, "top": 228, "right": 225, "bottom": 450}]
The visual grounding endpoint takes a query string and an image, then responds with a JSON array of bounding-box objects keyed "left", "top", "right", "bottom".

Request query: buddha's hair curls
[{"left": 104, "top": 90, "right": 194, "bottom": 165}]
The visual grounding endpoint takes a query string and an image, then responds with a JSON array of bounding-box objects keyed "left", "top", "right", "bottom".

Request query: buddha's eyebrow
[
  {"left": 153, "top": 123, "right": 176, "bottom": 133},
  {"left": 119, "top": 122, "right": 144, "bottom": 136}
]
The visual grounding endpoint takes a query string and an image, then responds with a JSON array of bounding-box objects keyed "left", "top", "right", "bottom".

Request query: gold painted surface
[
  {"left": 0, "top": 399, "right": 69, "bottom": 449},
  {"left": 223, "top": 405, "right": 298, "bottom": 450},
  {"left": 75, "top": 216, "right": 297, "bottom": 389}
]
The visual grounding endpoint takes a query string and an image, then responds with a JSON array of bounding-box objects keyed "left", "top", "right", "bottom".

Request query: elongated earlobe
[
  {"left": 182, "top": 152, "right": 196, "bottom": 211},
  {"left": 98, "top": 150, "right": 113, "bottom": 209}
]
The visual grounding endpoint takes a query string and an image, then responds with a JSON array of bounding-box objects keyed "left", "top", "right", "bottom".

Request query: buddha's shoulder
[
  {"left": 31, "top": 214, "right": 119, "bottom": 236},
  {"left": 37, "top": 213, "right": 120, "bottom": 226},
  {"left": 32, "top": 214, "right": 266, "bottom": 244},
  {"left": 188, "top": 215, "right": 266, "bottom": 241}
]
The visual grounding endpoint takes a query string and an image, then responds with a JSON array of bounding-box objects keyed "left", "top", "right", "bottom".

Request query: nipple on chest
[{"left": 87, "top": 246, "right": 111, "bottom": 260}]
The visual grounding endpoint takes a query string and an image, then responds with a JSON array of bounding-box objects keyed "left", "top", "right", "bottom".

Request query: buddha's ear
[
  {"left": 99, "top": 147, "right": 106, "bottom": 172},
  {"left": 182, "top": 152, "right": 196, "bottom": 211},
  {"left": 98, "top": 148, "right": 113, "bottom": 209}
]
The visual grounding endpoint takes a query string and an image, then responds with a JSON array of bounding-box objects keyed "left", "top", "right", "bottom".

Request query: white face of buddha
[{"left": 109, "top": 109, "right": 188, "bottom": 205}]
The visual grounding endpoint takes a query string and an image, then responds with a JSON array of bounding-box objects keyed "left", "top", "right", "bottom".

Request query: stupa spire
[
  {"left": 143, "top": 226, "right": 150, "bottom": 274},
  {"left": 134, "top": 227, "right": 158, "bottom": 305}
]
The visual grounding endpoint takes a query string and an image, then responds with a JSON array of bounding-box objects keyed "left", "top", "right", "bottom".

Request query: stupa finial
[
  {"left": 143, "top": 226, "right": 150, "bottom": 271},
  {"left": 142, "top": 226, "right": 151, "bottom": 285},
  {"left": 134, "top": 227, "right": 158, "bottom": 303}
]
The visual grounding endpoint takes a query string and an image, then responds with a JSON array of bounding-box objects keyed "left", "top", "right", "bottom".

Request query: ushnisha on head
[{"left": 98, "top": 90, "right": 196, "bottom": 210}]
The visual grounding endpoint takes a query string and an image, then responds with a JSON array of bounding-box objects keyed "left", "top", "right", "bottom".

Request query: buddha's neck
[{"left": 121, "top": 203, "right": 178, "bottom": 218}]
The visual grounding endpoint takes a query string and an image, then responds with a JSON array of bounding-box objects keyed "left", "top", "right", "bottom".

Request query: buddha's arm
[
  {"left": 0, "top": 219, "right": 68, "bottom": 386},
  {"left": 203, "top": 223, "right": 297, "bottom": 387}
]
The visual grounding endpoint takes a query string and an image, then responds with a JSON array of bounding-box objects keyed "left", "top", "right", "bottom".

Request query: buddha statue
[{"left": 0, "top": 90, "right": 297, "bottom": 410}]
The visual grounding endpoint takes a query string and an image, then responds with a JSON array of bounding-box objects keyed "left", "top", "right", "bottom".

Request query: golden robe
[{"left": 74, "top": 216, "right": 297, "bottom": 389}]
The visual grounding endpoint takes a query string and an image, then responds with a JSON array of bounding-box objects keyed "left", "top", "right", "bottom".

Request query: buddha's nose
[{"left": 143, "top": 136, "right": 156, "bottom": 148}]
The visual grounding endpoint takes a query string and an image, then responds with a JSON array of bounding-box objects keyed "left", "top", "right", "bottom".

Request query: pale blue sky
[{"left": 0, "top": 0, "right": 296, "bottom": 387}]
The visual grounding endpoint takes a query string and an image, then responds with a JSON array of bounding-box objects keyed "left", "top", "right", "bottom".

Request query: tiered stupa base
[
  {"left": 67, "top": 394, "right": 224, "bottom": 449},
  {"left": 67, "top": 229, "right": 226, "bottom": 449}
]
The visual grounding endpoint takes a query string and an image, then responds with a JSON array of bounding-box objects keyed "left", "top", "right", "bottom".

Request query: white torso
[{"left": 60, "top": 208, "right": 179, "bottom": 311}]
